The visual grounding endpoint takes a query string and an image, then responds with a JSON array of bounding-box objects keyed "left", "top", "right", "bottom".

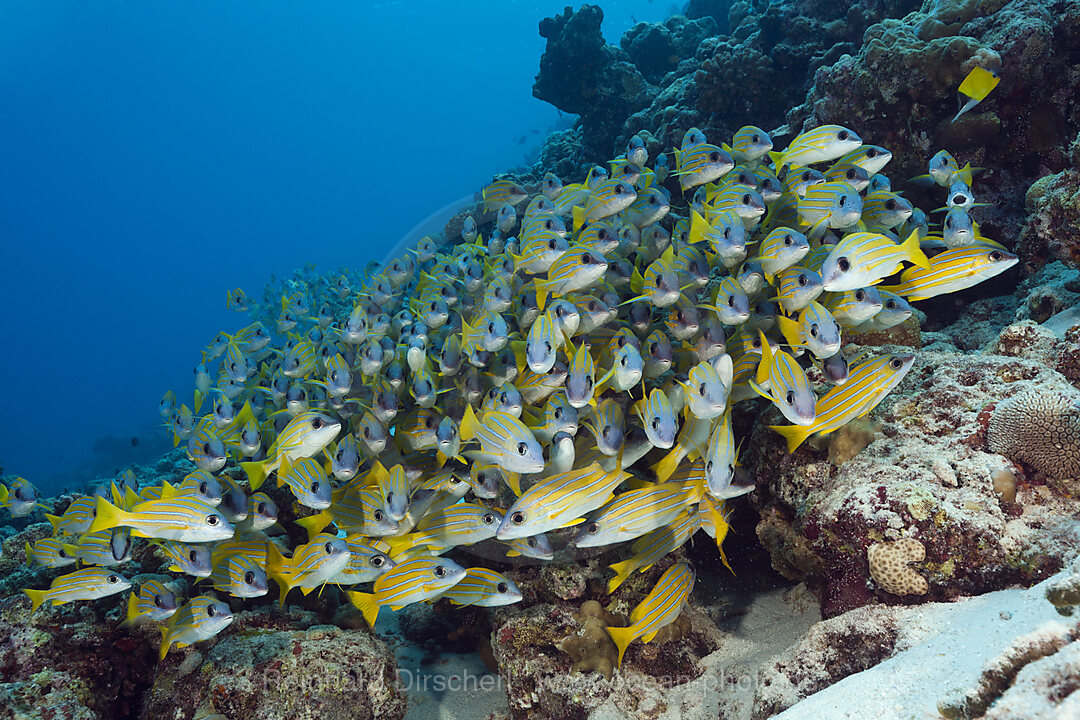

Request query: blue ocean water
[{"left": 0, "top": 1, "right": 671, "bottom": 493}]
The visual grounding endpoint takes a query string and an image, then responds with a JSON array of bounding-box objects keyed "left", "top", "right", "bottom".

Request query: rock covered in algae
[
  {"left": 140, "top": 619, "right": 404, "bottom": 720},
  {"left": 747, "top": 351, "right": 1080, "bottom": 617}
]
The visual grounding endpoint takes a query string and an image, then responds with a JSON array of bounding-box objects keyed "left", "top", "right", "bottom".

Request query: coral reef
[
  {"left": 987, "top": 386, "right": 1080, "bottom": 494},
  {"left": 747, "top": 351, "right": 1080, "bottom": 617}
]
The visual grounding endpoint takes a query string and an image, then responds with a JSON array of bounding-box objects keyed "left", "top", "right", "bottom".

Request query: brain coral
[
  {"left": 987, "top": 388, "right": 1080, "bottom": 494},
  {"left": 868, "top": 538, "right": 929, "bottom": 596}
]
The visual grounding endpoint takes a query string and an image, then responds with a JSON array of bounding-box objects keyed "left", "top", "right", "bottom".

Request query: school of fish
[{"left": 13, "top": 122, "right": 1017, "bottom": 667}]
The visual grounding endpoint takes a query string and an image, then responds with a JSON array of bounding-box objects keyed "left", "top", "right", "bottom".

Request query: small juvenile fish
[
  {"left": 24, "top": 568, "right": 132, "bottom": 613},
  {"left": 605, "top": 563, "right": 695, "bottom": 667},
  {"left": 159, "top": 596, "right": 233, "bottom": 660}
]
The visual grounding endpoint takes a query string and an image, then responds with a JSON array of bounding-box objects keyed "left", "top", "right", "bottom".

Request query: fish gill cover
[{"left": 2, "top": 1, "right": 1080, "bottom": 719}]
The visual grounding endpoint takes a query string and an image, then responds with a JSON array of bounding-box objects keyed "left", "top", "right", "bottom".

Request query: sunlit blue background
[{"left": 0, "top": 1, "right": 673, "bottom": 492}]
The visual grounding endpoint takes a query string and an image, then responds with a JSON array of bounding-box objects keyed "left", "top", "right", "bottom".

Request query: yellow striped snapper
[
  {"left": 690, "top": 209, "right": 748, "bottom": 267},
  {"left": 186, "top": 419, "right": 227, "bottom": 472},
  {"left": 823, "top": 286, "right": 883, "bottom": 327},
  {"left": 751, "top": 331, "right": 816, "bottom": 426},
  {"left": 497, "top": 463, "right": 630, "bottom": 539},
  {"left": 460, "top": 405, "right": 544, "bottom": 481},
  {"left": 700, "top": 276, "right": 750, "bottom": 326},
  {"left": 159, "top": 596, "right": 233, "bottom": 660},
  {"left": 370, "top": 462, "right": 410, "bottom": 522},
  {"left": 384, "top": 503, "right": 503, "bottom": 556},
  {"left": 482, "top": 178, "right": 527, "bottom": 211},
  {"left": 123, "top": 579, "right": 179, "bottom": 627},
  {"left": 726, "top": 125, "right": 773, "bottom": 163},
  {"left": 565, "top": 341, "right": 612, "bottom": 409},
  {"left": 605, "top": 562, "right": 695, "bottom": 668},
  {"left": 773, "top": 265, "right": 824, "bottom": 314},
  {"left": 295, "top": 485, "right": 398, "bottom": 538},
  {"left": 880, "top": 246, "right": 1017, "bottom": 301},
  {"left": 573, "top": 482, "right": 695, "bottom": 548},
  {"left": 46, "top": 497, "right": 98, "bottom": 535},
  {"left": 267, "top": 534, "right": 350, "bottom": 604},
  {"left": 242, "top": 411, "right": 340, "bottom": 490},
  {"left": 154, "top": 541, "right": 213, "bottom": 577},
  {"left": 770, "top": 353, "right": 916, "bottom": 451},
  {"left": 236, "top": 492, "right": 277, "bottom": 533},
  {"left": 439, "top": 568, "right": 522, "bottom": 607},
  {"left": 204, "top": 550, "right": 268, "bottom": 598},
  {"left": 634, "top": 388, "right": 679, "bottom": 449},
  {"left": 276, "top": 457, "right": 332, "bottom": 509},
  {"left": 833, "top": 145, "right": 892, "bottom": 175},
  {"left": 681, "top": 356, "right": 733, "bottom": 421},
  {"left": 571, "top": 179, "right": 637, "bottom": 230},
  {"left": 347, "top": 556, "right": 467, "bottom": 627},
  {"left": 753, "top": 227, "right": 809, "bottom": 281},
  {"left": 861, "top": 190, "right": 913, "bottom": 230},
  {"left": 672, "top": 143, "right": 733, "bottom": 190},
  {"left": 24, "top": 537, "right": 77, "bottom": 569},
  {"left": 820, "top": 230, "right": 929, "bottom": 291},
  {"left": 332, "top": 537, "right": 395, "bottom": 585},
  {"left": 607, "top": 508, "right": 699, "bottom": 592},
  {"left": 62, "top": 528, "right": 131, "bottom": 566},
  {"left": 796, "top": 181, "right": 863, "bottom": 239},
  {"left": 771, "top": 125, "right": 862, "bottom": 169},
  {"left": 777, "top": 301, "right": 842, "bottom": 359},
  {"left": 90, "top": 496, "right": 233, "bottom": 542},
  {"left": 0, "top": 477, "right": 38, "bottom": 519},
  {"left": 824, "top": 162, "right": 871, "bottom": 192},
  {"left": 24, "top": 567, "right": 131, "bottom": 613},
  {"left": 851, "top": 290, "right": 914, "bottom": 333},
  {"left": 227, "top": 287, "right": 248, "bottom": 312},
  {"left": 533, "top": 245, "right": 609, "bottom": 310}
]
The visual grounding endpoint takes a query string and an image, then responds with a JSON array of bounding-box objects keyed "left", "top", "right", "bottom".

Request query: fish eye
[
  {"left": 257, "top": 502, "right": 267, "bottom": 514},
  {"left": 189, "top": 549, "right": 199, "bottom": 562},
  {"left": 548, "top": 239, "right": 557, "bottom": 250},
  {"left": 509, "top": 511, "right": 527, "bottom": 526},
  {"left": 837, "top": 257, "right": 851, "bottom": 272},
  {"left": 57, "top": 548, "right": 69, "bottom": 558},
  {"left": 785, "top": 390, "right": 795, "bottom": 404},
  {"left": 866, "top": 148, "right": 878, "bottom": 157},
  {"left": 586, "top": 521, "right": 600, "bottom": 534},
  {"left": 582, "top": 252, "right": 593, "bottom": 264},
  {"left": 483, "top": 513, "right": 495, "bottom": 524},
  {"left": 363, "top": 427, "right": 371, "bottom": 438},
  {"left": 206, "top": 514, "right": 219, "bottom": 526},
  {"left": 244, "top": 570, "right": 255, "bottom": 584},
  {"left": 207, "top": 605, "right": 217, "bottom": 617},
  {"left": 651, "top": 418, "right": 660, "bottom": 430},
  {"left": 312, "top": 417, "right": 323, "bottom": 429},
  {"left": 554, "top": 406, "right": 562, "bottom": 418},
  {"left": 723, "top": 227, "right": 732, "bottom": 239},
  {"left": 855, "top": 290, "right": 866, "bottom": 301},
  {"left": 424, "top": 416, "right": 433, "bottom": 428},
  {"left": 374, "top": 509, "right": 384, "bottom": 521},
  {"left": 838, "top": 195, "right": 847, "bottom": 207},
  {"left": 487, "top": 323, "right": 495, "bottom": 333},
  {"left": 698, "top": 382, "right": 706, "bottom": 395},
  {"left": 838, "top": 130, "right": 849, "bottom": 140},
  {"left": 107, "top": 575, "right": 118, "bottom": 584},
  {"left": 516, "top": 442, "right": 527, "bottom": 455},
  {"left": 890, "top": 357, "right": 903, "bottom": 369},
  {"left": 990, "top": 251, "right": 1003, "bottom": 261},
  {"left": 742, "top": 194, "right": 751, "bottom": 204},
  {"left": 709, "top": 152, "right": 720, "bottom": 162},
  {"left": 544, "top": 341, "right": 552, "bottom": 352},
  {"left": 496, "top": 581, "right": 509, "bottom": 593},
  {"left": 620, "top": 356, "right": 628, "bottom": 367},
  {"left": 202, "top": 443, "right": 211, "bottom": 454},
  {"left": 199, "top": 482, "right": 208, "bottom": 494},
  {"left": 434, "top": 565, "right": 447, "bottom": 578},
  {"left": 585, "top": 376, "right": 593, "bottom": 388},
  {"left": 845, "top": 169, "right": 856, "bottom": 179},
  {"left": 885, "top": 199, "right": 896, "bottom": 210},
  {"left": 706, "top": 460, "right": 714, "bottom": 472},
  {"left": 886, "top": 299, "right": 896, "bottom": 309},
  {"left": 783, "top": 234, "right": 793, "bottom": 245},
  {"left": 727, "top": 295, "right": 735, "bottom": 307},
  {"left": 797, "top": 273, "right": 808, "bottom": 286},
  {"left": 324, "top": 542, "right": 334, "bottom": 554},
  {"left": 311, "top": 481, "right": 320, "bottom": 494},
  {"left": 372, "top": 555, "right": 385, "bottom": 566},
  {"left": 614, "top": 184, "right": 625, "bottom": 194},
  {"left": 946, "top": 217, "right": 953, "bottom": 228},
  {"left": 810, "top": 324, "right": 819, "bottom": 337},
  {"left": 526, "top": 537, "right": 538, "bottom": 548}
]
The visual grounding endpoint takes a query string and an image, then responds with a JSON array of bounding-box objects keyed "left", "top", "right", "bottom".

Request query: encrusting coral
[{"left": 867, "top": 538, "right": 929, "bottom": 596}]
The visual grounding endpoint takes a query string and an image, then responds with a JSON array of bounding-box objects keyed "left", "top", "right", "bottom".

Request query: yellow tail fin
[
  {"left": 346, "top": 591, "right": 381, "bottom": 627},
  {"left": 651, "top": 446, "right": 684, "bottom": 482},
  {"left": 88, "top": 496, "right": 131, "bottom": 534},
  {"left": 460, "top": 404, "right": 479, "bottom": 442},
  {"left": 605, "top": 625, "right": 637, "bottom": 668},
  {"left": 23, "top": 588, "right": 48, "bottom": 613},
  {"left": 193, "top": 390, "right": 205, "bottom": 415},
  {"left": 534, "top": 277, "right": 551, "bottom": 312},
  {"left": 159, "top": 627, "right": 172, "bottom": 661},
  {"left": 504, "top": 472, "right": 522, "bottom": 496},
  {"left": 607, "top": 559, "right": 634, "bottom": 594},
  {"left": 242, "top": 461, "right": 269, "bottom": 491},
  {"left": 44, "top": 514, "right": 61, "bottom": 534},
  {"left": 294, "top": 511, "right": 333, "bottom": 539},
  {"left": 572, "top": 205, "right": 586, "bottom": 233},
  {"left": 265, "top": 541, "right": 294, "bottom": 607},
  {"left": 120, "top": 592, "right": 141, "bottom": 628},
  {"left": 24, "top": 541, "right": 33, "bottom": 567},
  {"left": 769, "top": 423, "right": 811, "bottom": 453},
  {"left": 901, "top": 230, "right": 930, "bottom": 270},
  {"left": 776, "top": 314, "right": 802, "bottom": 349}
]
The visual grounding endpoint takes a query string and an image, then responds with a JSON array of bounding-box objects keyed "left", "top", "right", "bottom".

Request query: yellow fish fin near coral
[{"left": 953, "top": 66, "right": 999, "bottom": 122}]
